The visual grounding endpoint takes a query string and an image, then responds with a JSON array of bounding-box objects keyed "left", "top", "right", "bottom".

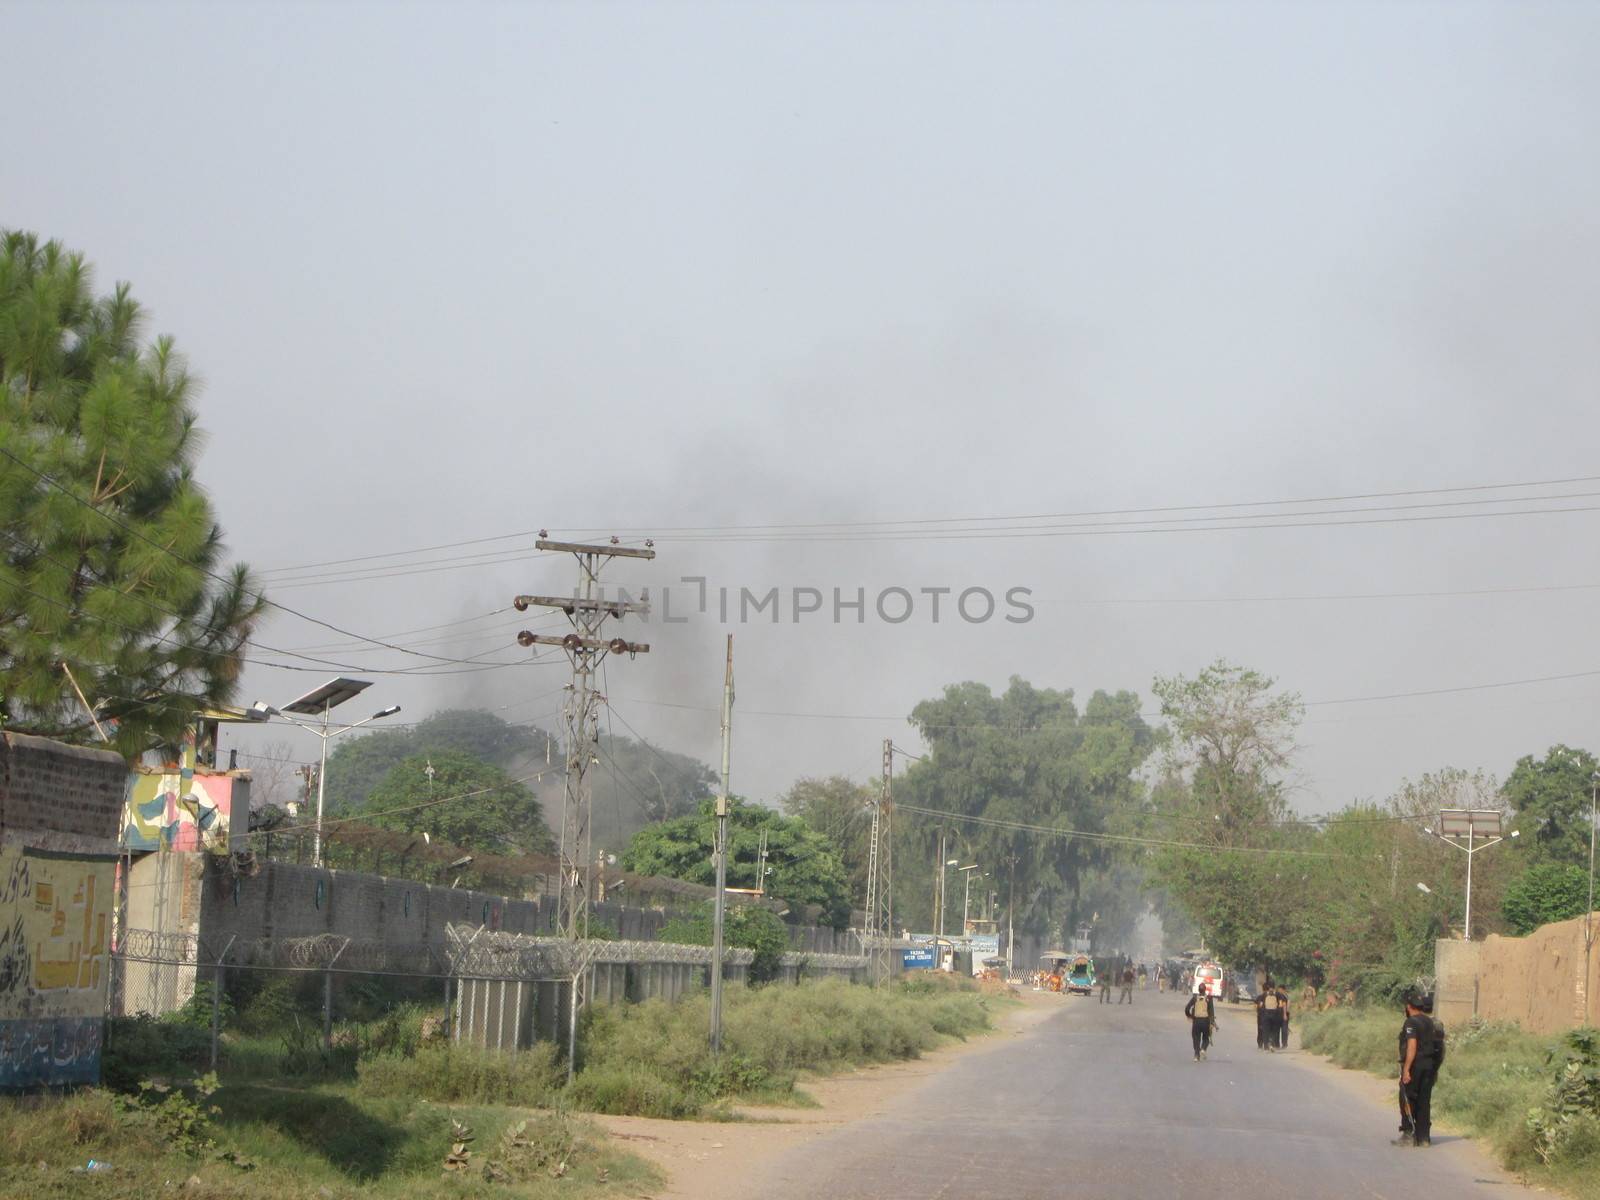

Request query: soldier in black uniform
[
  {"left": 1258, "top": 979, "right": 1285, "bottom": 1051},
  {"left": 1395, "top": 991, "right": 1444, "bottom": 1147},
  {"left": 1185, "top": 986, "right": 1215, "bottom": 1061}
]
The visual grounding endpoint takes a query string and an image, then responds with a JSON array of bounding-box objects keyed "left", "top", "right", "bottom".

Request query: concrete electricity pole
[
  {"left": 1005, "top": 854, "right": 1018, "bottom": 981},
  {"left": 864, "top": 738, "right": 894, "bottom": 985},
  {"left": 1586, "top": 771, "right": 1598, "bottom": 1026},
  {"left": 514, "top": 537, "right": 652, "bottom": 1078},
  {"left": 710, "top": 635, "right": 734, "bottom": 1057}
]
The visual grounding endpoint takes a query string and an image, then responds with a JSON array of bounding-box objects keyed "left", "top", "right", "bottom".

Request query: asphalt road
[{"left": 754, "top": 990, "right": 1536, "bottom": 1200}]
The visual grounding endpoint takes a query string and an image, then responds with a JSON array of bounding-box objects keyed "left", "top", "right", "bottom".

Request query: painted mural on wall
[
  {"left": 0, "top": 845, "right": 113, "bottom": 1088},
  {"left": 123, "top": 770, "right": 237, "bottom": 853}
]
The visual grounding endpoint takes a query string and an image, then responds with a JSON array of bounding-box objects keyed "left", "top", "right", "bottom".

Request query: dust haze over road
[{"left": 5, "top": 3, "right": 1600, "bottom": 806}]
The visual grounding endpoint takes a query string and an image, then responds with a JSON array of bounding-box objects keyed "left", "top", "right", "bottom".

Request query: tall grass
[
  {"left": 1300, "top": 1008, "right": 1600, "bottom": 1199},
  {"left": 570, "top": 975, "right": 994, "bottom": 1118}
]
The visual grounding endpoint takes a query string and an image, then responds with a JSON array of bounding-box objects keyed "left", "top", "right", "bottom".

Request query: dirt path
[{"left": 590, "top": 988, "right": 1064, "bottom": 1200}]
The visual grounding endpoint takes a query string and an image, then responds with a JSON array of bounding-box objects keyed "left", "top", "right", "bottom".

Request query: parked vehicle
[
  {"left": 1226, "top": 971, "right": 1257, "bottom": 1004},
  {"left": 1064, "top": 954, "right": 1096, "bottom": 995},
  {"left": 1192, "top": 961, "right": 1226, "bottom": 998}
]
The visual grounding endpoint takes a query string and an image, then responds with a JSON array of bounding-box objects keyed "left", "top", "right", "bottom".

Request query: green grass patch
[
  {"left": 356, "top": 1041, "right": 565, "bottom": 1107},
  {"left": 570, "top": 975, "right": 995, "bottom": 1118},
  {"left": 1300, "top": 1008, "right": 1600, "bottom": 1199},
  {"left": 0, "top": 1083, "right": 658, "bottom": 1200}
]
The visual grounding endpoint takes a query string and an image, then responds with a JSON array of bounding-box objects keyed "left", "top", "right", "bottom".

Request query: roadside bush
[
  {"left": 356, "top": 1041, "right": 563, "bottom": 1106},
  {"left": 571, "top": 976, "right": 993, "bottom": 1117},
  {"left": 101, "top": 1013, "right": 212, "bottom": 1093},
  {"left": 567, "top": 1063, "right": 702, "bottom": 1119}
]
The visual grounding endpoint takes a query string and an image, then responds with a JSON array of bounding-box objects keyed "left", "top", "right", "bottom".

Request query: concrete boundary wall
[{"left": 1434, "top": 911, "right": 1600, "bottom": 1035}]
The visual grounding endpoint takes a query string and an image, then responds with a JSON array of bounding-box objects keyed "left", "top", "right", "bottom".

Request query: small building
[{"left": 0, "top": 732, "right": 128, "bottom": 1090}]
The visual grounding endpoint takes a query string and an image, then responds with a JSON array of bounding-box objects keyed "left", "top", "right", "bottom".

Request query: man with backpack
[
  {"left": 1185, "top": 986, "right": 1215, "bottom": 1061},
  {"left": 1395, "top": 991, "right": 1446, "bottom": 1147},
  {"left": 1257, "top": 979, "right": 1286, "bottom": 1051}
]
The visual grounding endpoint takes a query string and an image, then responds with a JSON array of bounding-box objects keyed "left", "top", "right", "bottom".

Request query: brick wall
[
  {"left": 0, "top": 732, "right": 128, "bottom": 854},
  {"left": 1434, "top": 914, "right": 1600, "bottom": 1035}
]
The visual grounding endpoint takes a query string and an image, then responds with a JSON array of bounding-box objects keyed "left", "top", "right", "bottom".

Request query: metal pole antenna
[
  {"left": 711, "top": 635, "right": 733, "bottom": 1057},
  {"left": 1464, "top": 823, "right": 1474, "bottom": 942},
  {"left": 513, "top": 537, "right": 653, "bottom": 1081}
]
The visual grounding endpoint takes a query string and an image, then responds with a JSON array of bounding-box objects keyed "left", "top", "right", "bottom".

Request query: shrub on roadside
[
  {"left": 567, "top": 1063, "right": 702, "bottom": 1119},
  {"left": 570, "top": 976, "right": 992, "bottom": 1117},
  {"left": 356, "top": 1041, "right": 563, "bottom": 1106},
  {"left": 101, "top": 1013, "right": 212, "bottom": 1093}
]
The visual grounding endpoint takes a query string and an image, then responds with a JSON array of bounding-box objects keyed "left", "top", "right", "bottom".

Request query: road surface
[{"left": 752, "top": 990, "right": 1534, "bottom": 1200}]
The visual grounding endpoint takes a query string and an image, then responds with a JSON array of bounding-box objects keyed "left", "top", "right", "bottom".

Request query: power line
[
  {"left": 579, "top": 472, "right": 1600, "bottom": 534},
  {"left": 246, "top": 472, "right": 1600, "bottom": 584},
  {"left": 646, "top": 501, "right": 1600, "bottom": 543}
]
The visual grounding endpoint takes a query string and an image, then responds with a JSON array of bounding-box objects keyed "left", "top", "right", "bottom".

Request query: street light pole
[
  {"left": 270, "top": 680, "right": 400, "bottom": 868},
  {"left": 959, "top": 864, "right": 979, "bottom": 933},
  {"left": 1432, "top": 809, "right": 1514, "bottom": 942}
]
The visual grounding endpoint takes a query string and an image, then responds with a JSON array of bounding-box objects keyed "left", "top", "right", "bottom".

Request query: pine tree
[{"left": 0, "top": 230, "right": 262, "bottom": 755}]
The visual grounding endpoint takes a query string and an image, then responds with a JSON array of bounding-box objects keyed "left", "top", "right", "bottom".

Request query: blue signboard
[{"left": 902, "top": 947, "right": 935, "bottom": 970}]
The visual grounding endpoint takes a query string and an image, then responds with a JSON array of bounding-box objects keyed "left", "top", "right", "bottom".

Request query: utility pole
[
  {"left": 933, "top": 828, "right": 946, "bottom": 936},
  {"left": 1585, "top": 771, "right": 1598, "bottom": 1026},
  {"left": 710, "top": 635, "right": 734, "bottom": 1058},
  {"left": 1005, "top": 855, "right": 1018, "bottom": 981},
  {"left": 514, "top": 537, "right": 652, "bottom": 1079},
  {"left": 864, "top": 738, "right": 894, "bottom": 985}
]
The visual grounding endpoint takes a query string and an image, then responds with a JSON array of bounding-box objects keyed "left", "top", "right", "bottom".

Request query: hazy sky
[{"left": 6, "top": 0, "right": 1599, "bottom": 810}]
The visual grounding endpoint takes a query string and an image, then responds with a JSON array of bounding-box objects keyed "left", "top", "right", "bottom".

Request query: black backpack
[{"left": 1429, "top": 1019, "right": 1447, "bottom": 1069}]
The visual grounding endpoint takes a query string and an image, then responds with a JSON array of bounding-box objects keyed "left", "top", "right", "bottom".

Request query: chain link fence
[{"left": 105, "top": 926, "right": 869, "bottom": 1080}]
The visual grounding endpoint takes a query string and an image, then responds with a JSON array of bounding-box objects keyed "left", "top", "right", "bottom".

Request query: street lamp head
[{"left": 373, "top": 705, "right": 402, "bottom": 719}]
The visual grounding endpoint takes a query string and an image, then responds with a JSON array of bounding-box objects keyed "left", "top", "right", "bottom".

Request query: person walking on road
[
  {"left": 1118, "top": 965, "right": 1135, "bottom": 1004},
  {"left": 1275, "top": 982, "right": 1292, "bottom": 1050},
  {"left": 1099, "top": 966, "right": 1113, "bottom": 1004},
  {"left": 1395, "top": 991, "right": 1445, "bottom": 1147},
  {"left": 1185, "top": 987, "right": 1215, "bottom": 1060},
  {"left": 1258, "top": 979, "right": 1285, "bottom": 1051}
]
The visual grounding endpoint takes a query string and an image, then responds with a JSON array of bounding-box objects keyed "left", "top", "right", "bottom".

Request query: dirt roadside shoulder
[{"left": 590, "top": 989, "right": 1064, "bottom": 1200}]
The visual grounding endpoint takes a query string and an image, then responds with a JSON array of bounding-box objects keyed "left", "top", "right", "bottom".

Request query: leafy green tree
[
  {"left": 1502, "top": 745, "right": 1600, "bottom": 867},
  {"left": 895, "top": 678, "right": 1157, "bottom": 947},
  {"left": 1503, "top": 863, "right": 1592, "bottom": 935},
  {"left": 322, "top": 709, "right": 543, "bottom": 812},
  {"left": 1150, "top": 659, "right": 1302, "bottom": 842},
  {"left": 355, "top": 750, "right": 555, "bottom": 856},
  {"left": 321, "top": 708, "right": 713, "bottom": 854},
  {"left": 1149, "top": 662, "right": 1311, "bottom": 973},
  {"left": 0, "top": 230, "right": 261, "bottom": 754},
  {"left": 658, "top": 902, "right": 790, "bottom": 984},
  {"left": 779, "top": 775, "right": 876, "bottom": 900},
  {"left": 622, "top": 797, "right": 852, "bottom": 928}
]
